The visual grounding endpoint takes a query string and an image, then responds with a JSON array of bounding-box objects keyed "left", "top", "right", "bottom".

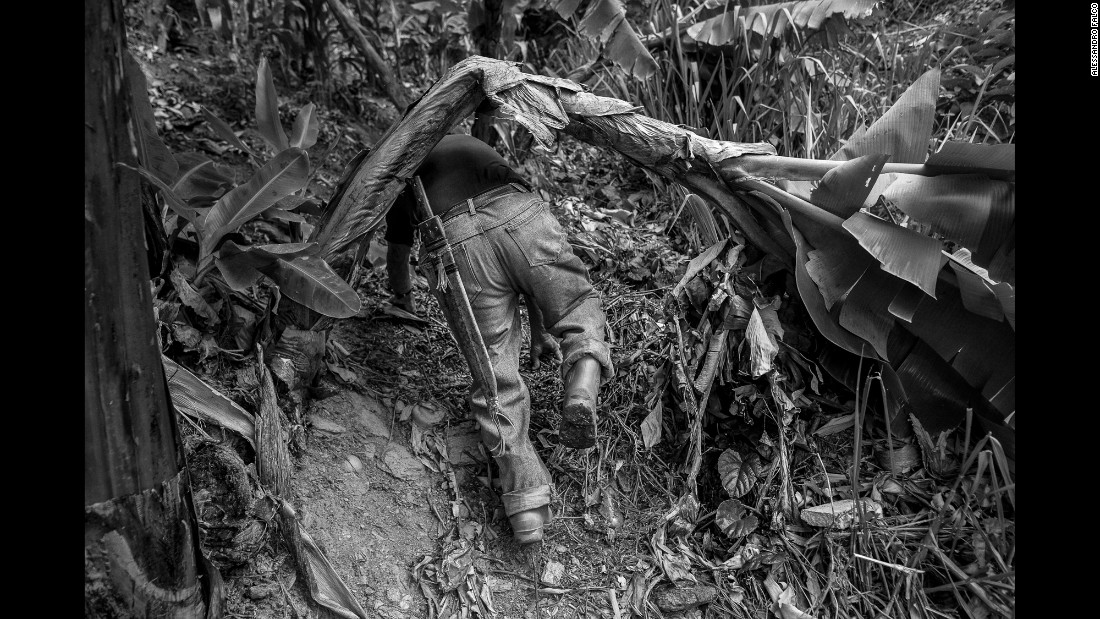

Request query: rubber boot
[
  {"left": 386, "top": 243, "right": 417, "bottom": 313},
  {"left": 509, "top": 505, "right": 551, "bottom": 545},
  {"left": 558, "top": 356, "right": 601, "bottom": 448}
]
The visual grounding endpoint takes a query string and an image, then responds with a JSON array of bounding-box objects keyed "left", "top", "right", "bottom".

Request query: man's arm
[{"left": 525, "top": 294, "right": 561, "bottom": 370}]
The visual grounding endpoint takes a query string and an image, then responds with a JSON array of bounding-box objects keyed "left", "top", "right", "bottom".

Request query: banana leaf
[
  {"left": 881, "top": 173, "right": 1014, "bottom": 278},
  {"left": 809, "top": 154, "right": 890, "bottom": 218},
  {"left": 687, "top": 0, "right": 877, "bottom": 47},
  {"left": 553, "top": 0, "right": 657, "bottom": 79},
  {"left": 124, "top": 52, "right": 178, "bottom": 185},
  {"left": 201, "top": 148, "right": 309, "bottom": 264},
  {"left": 832, "top": 68, "right": 939, "bottom": 164},
  {"left": 256, "top": 56, "right": 290, "bottom": 152},
  {"left": 173, "top": 152, "right": 235, "bottom": 200},
  {"left": 290, "top": 103, "right": 319, "bottom": 150},
  {"left": 258, "top": 255, "right": 362, "bottom": 319},
  {"left": 201, "top": 106, "right": 258, "bottom": 160},
  {"left": 215, "top": 240, "right": 319, "bottom": 290},
  {"left": 926, "top": 142, "right": 1015, "bottom": 179},
  {"left": 842, "top": 211, "right": 947, "bottom": 297}
]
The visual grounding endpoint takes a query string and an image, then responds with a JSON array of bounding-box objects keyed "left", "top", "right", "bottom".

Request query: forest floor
[
  {"left": 133, "top": 27, "right": 709, "bottom": 619},
  {"left": 127, "top": 2, "right": 1015, "bottom": 617}
]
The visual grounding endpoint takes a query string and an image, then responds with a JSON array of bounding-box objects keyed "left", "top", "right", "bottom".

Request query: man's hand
[
  {"left": 530, "top": 332, "right": 562, "bottom": 371},
  {"left": 525, "top": 294, "right": 561, "bottom": 370}
]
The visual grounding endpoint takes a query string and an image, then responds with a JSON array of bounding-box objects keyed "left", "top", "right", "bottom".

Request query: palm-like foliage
[{"left": 314, "top": 57, "right": 1014, "bottom": 462}]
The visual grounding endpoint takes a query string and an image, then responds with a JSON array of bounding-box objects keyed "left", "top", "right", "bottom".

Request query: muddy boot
[
  {"left": 509, "top": 505, "right": 551, "bottom": 545},
  {"left": 559, "top": 356, "right": 601, "bottom": 448},
  {"left": 386, "top": 243, "right": 418, "bottom": 313}
]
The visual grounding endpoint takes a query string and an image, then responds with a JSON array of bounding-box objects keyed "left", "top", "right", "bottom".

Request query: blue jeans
[{"left": 422, "top": 192, "right": 614, "bottom": 516}]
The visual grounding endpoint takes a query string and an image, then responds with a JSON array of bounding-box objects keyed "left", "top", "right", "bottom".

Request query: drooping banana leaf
[
  {"left": 686, "top": 0, "right": 878, "bottom": 47},
  {"left": 808, "top": 154, "right": 890, "bottom": 219},
  {"left": 842, "top": 211, "right": 947, "bottom": 297},
  {"left": 290, "top": 103, "right": 319, "bottom": 150},
  {"left": 835, "top": 264, "right": 902, "bottom": 360},
  {"left": 258, "top": 255, "right": 362, "bottom": 319},
  {"left": 201, "top": 148, "right": 310, "bottom": 264},
  {"left": 551, "top": 0, "right": 657, "bottom": 79},
  {"left": 781, "top": 210, "right": 880, "bottom": 359},
  {"left": 256, "top": 56, "right": 290, "bottom": 152},
  {"left": 881, "top": 173, "right": 1014, "bottom": 279}
]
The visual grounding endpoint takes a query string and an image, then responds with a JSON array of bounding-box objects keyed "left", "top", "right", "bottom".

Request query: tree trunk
[
  {"left": 325, "top": 0, "right": 410, "bottom": 111},
  {"left": 85, "top": 0, "right": 222, "bottom": 615}
]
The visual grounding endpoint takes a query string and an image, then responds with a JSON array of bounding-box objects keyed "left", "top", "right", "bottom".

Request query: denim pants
[{"left": 422, "top": 192, "right": 614, "bottom": 517}]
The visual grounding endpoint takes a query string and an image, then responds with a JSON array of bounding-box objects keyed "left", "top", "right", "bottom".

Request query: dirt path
[{"left": 223, "top": 262, "right": 660, "bottom": 618}]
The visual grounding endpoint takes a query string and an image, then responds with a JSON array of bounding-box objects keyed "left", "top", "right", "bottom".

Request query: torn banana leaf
[{"left": 162, "top": 355, "right": 255, "bottom": 449}]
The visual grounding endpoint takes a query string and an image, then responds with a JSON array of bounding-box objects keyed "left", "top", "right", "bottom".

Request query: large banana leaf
[
  {"left": 551, "top": 0, "right": 657, "bottom": 79},
  {"left": 200, "top": 148, "right": 309, "bottom": 265},
  {"left": 256, "top": 56, "right": 290, "bottom": 152},
  {"left": 687, "top": 0, "right": 878, "bottom": 47},
  {"left": 258, "top": 255, "right": 362, "bottom": 319},
  {"left": 882, "top": 173, "right": 1014, "bottom": 281},
  {"left": 215, "top": 240, "right": 319, "bottom": 290},
  {"left": 290, "top": 103, "right": 319, "bottom": 150}
]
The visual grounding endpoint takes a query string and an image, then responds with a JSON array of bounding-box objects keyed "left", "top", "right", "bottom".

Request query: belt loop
[{"left": 467, "top": 198, "right": 476, "bottom": 216}]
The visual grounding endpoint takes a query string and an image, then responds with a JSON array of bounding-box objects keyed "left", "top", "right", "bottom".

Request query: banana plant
[
  {"left": 125, "top": 53, "right": 360, "bottom": 327},
  {"left": 311, "top": 56, "right": 1013, "bottom": 463}
]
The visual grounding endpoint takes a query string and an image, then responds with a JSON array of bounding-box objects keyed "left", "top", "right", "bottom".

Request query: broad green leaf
[
  {"left": 949, "top": 263, "right": 1003, "bottom": 322},
  {"left": 687, "top": 0, "right": 877, "bottom": 45},
  {"left": 805, "top": 246, "right": 874, "bottom": 310},
  {"left": 882, "top": 173, "right": 1014, "bottom": 272},
  {"left": 290, "top": 103, "right": 319, "bottom": 150},
  {"left": 842, "top": 211, "right": 947, "bottom": 298},
  {"left": 556, "top": 0, "right": 657, "bottom": 79},
  {"left": 927, "top": 141, "right": 1015, "bottom": 174},
  {"left": 991, "top": 281, "right": 1014, "bottom": 330},
  {"left": 717, "top": 449, "right": 761, "bottom": 498},
  {"left": 833, "top": 68, "right": 940, "bottom": 164},
  {"left": 782, "top": 210, "right": 880, "bottom": 358},
  {"left": 256, "top": 56, "right": 290, "bottom": 152},
  {"left": 809, "top": 154, "right": 890, "bottom": 218},
  {"left": 201, "top": 148, "right": 309, "bottom": 260},
  {"left": 836, "top": 266, "right": 901, "bottom": 361},
  {"left": 124, "top": 52, "right": 178, "bottom": 185},
  {"left": 887, "top": 282, "right": 925, "bottom": 323},
  {"left": 686, "top": 6, "right": 741, "bottom": 46},
  {"left": 216, "top": 240, "right": 319, "bottom": 291},
  {"left": 259, "top": 254, "right": 361, "bottom": 318},
  {"left": 200, "top": 106, "right": 257, "bottom": 158},
  {"left": 173, "top": 152, "right": 235, "bottom": 199},
  {"left": 715, "top": 499, "right": 759, "bottom": 538},
  {"left": 902, "top": 275, "right": 1015, "bottom": 398}
]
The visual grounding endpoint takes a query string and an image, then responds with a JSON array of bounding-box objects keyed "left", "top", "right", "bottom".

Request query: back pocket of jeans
[{"left": 505, "top": 205, "right": 565, "bottom": 267}]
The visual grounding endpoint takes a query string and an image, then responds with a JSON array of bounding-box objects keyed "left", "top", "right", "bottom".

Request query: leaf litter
[{"left": 147, "top": 51, "right": 1014, "bottom": 619}]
